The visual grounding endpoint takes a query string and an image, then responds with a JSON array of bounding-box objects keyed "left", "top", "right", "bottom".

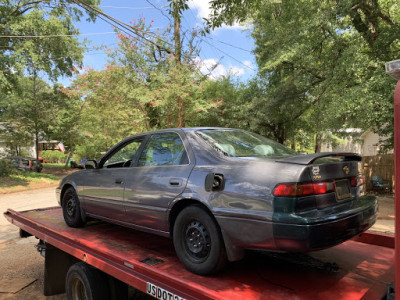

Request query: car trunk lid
[{"left": 274, "top": 153, "right": 365, "bottom": 211}]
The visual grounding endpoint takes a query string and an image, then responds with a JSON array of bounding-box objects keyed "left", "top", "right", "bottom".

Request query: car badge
[
  {"left": 343, "top": 166, "right": 350, "bottom": 175},
  {"left": 312, "top": 166, "right": 320, "bottom": 176}
]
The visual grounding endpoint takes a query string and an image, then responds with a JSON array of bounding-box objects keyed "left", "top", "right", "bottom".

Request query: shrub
[
  {"left": 0, "top": 159, "right": 15, "bottom": 177},
  {"left": 41, "top": 150, "right": 66, "bottom": 163},
  {"left": 75, "top": 144, "right": 102, "bottom": 161}
]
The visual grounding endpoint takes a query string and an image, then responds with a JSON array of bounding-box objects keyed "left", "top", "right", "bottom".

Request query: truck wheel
[
  {"left": 66, "top": 262, "right": 109, "bottom": 300},
  {"left": 173, "top": 205, "right": 227, "bottom": 275},
  {"left": 62, "top": 187, "right": 85, "bottom": 228}
]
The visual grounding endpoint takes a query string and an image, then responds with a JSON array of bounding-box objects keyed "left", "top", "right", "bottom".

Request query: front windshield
[{"left": 196, "top": 129, "right": 298, "bottom": 158}]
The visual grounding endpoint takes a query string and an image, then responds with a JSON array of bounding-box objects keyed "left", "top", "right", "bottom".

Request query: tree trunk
[
  {"left": 173, "top": 0, "right": 181, "bottom": 63},
  {"left": 64, "top": 134, "right": 73, "bottom": 168},
  {"left": 315, "top": 133, "right": 322, "bottom": 153},
  {"left": 32, "top": 72, "right": 40, "bottom": 160},
  {"left": 291, "top": 135, "right": 296, "bottom": 150}
]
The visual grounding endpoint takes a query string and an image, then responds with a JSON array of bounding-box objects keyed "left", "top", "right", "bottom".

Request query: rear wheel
[
  {"left": 66, "top": 262, "right": 109, "bottom": 300},
  {"left": 62, "top": 187, "right": 85, "bottom": 228},
  {"left": 173, "top": 205, "right": 227, "bottom": 275}
]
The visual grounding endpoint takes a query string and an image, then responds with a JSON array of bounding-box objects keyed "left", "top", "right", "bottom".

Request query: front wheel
[
  {"left": 62, "top": 187, "right": 85, "bottom": 228},
  {"left": 173, "top": 205, "right": 227, "bottom": 275}
]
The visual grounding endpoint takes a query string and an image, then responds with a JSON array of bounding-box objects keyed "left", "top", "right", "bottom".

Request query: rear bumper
[
  {"left": 273, "top": 202, "right": 378, "bottom": 251},
  {"left": 216, "top": 199, "right": 378, "bottom": 255}
]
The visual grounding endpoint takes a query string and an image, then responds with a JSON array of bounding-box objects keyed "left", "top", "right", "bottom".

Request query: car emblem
[
  {"left": 343, "top": 166, "right": 350, "bottom": 175},
  {"left": 312, "top": 166, "right": 320, "bottom": 176}
]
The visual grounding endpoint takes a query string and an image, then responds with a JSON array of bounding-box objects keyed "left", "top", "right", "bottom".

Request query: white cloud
[
  {"left": 197, "top": 57, "right": 245, "bottom": 79},
  {"left": 188, "top": 0, "right": 246, "bottom": 30},
  {"left": 243, "top": 60, "right": 253, "bottom": 69},
  {"left": 188, "top": 0, "right": 211, "bottom": 20}
]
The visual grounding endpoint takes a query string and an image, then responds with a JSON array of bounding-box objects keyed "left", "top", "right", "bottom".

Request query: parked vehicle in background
[
  {"left": 69, "top": 160, "right": 85, "bottom": 169},
  {"left": 9, "top": 156, "right": 43, "bottom": 172},
  {"left": 56, "top": 127, "right": 377, "bottom": 275}
]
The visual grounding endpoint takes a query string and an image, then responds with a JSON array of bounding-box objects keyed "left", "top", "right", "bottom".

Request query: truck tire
[
  {"left": 66, "top": 262, "right": 109, "bottom": 300},
  {"left": 62, "top": 187, "right": 85, "bottom": 228},
  {"left": 173, "top": 205, "right": 227, "bottom": 275}
]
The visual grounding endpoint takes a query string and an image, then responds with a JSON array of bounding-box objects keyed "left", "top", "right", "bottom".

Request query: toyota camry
[{"left": 56, "top": 128, "right": 377, "bottom": 275}]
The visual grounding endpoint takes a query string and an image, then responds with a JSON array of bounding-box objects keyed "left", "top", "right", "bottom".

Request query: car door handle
[
  {"left": 115, "top": 178, "right": 124, "bottom": 184},
  {"left": 169, "top": 178, "right": 182, "bottom": 186}
]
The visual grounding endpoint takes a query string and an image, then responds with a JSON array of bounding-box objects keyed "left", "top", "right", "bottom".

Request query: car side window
[
  {"left": 103, "top": 138, "right": 143, "bottom": 168},
  {"left": 138, "top": 132, "right": 188, "bottom": 166}
]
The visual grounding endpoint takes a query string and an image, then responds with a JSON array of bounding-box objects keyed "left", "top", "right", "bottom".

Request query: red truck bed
[{"left": 4, "top": 207, "right": 394, "bottom": 299}]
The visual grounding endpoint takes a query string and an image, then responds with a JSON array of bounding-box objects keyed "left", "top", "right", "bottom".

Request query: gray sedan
[{"left": 56, "top": 128, "right": 377, "bottom": 275}]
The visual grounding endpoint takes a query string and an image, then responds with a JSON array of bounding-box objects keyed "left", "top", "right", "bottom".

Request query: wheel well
[
  {"left": 60, "top": 184, "right": 74, "bottom": 206},
  {"left": 169, "top": 199, "right": 215, "bottom": 238}
]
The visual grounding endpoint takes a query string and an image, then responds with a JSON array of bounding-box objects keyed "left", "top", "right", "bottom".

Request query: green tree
[
  {"left": 3, "top": 76, "right": 67, "bottom": 159},
  {"left": 0, "top": 0, "right": 100, "bottom": 93},
  {"left": 201, "top": 0, "right": 399, "bottom": 150},
  {"left": 48, "top": 84, "right": 87, "bottom": 166},
  {"left": 66, "top": 18, "right": 219, "bottom": 154}
]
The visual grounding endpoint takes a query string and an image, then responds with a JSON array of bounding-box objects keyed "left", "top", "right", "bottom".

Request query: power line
[
  {"left": 179, "top": 10, "right": 254, "bottom": 71},
  {"left": 204, "top": 36, "right": 253, "bottom": 53},
  {"left": 200, "top": 38, "right": 255, "bottom": 71},
  {"left": 70, "top": 0, "right": 174, "bottom": 53},
  {"left": 144, "top": 0, "right": 172, "bottom": 23},
  {"left": 100, "top": 5, "right": 168, "bottom": 10},
  {"left": 0, "top": 32, "right": 115, "bottom": 38}
]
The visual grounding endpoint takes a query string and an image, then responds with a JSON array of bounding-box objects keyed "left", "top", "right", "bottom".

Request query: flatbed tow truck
[
  {"left": 3, "top": 206, "right": 395, "bottom": 299},
  {"left": 3, "top": 61, "right": 400, "bottom": 300}
]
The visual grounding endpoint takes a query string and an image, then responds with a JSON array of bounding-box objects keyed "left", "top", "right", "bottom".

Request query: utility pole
[{"left": 173, "top": 0, "right": 181, "bottom": 62}]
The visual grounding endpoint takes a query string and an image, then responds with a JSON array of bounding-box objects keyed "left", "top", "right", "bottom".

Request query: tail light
[
  {"left": 273, "top": 181, "right": 335, "bottom": 197},
  {"left": 350, "top": 175, "right": 365, "bottom": 187}
]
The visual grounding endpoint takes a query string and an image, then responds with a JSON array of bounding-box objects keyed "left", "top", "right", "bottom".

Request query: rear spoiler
[{"left": 276, "top": 152, "right": 361, "bottom": 165}]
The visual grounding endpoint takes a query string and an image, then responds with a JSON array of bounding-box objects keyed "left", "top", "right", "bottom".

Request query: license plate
[{"left": 335, "top": 179, "right": 351, "bottom": 200}]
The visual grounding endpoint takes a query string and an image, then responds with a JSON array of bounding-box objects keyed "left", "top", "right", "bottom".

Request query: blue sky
[{"left": 58, "top": 0, "right": 257, "bottom": 86}]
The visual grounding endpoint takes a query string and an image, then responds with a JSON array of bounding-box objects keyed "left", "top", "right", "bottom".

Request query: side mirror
[{"left": 85, "top": 160, "right": 97, "bottom": 169}]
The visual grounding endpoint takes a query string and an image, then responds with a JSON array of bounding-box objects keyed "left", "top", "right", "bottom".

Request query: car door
[
  {"left": 123, "top": 131, "right": 194, "bottom": 232},
  {"left": 81, "top": 137, "right": 145, "bottom": 220}
]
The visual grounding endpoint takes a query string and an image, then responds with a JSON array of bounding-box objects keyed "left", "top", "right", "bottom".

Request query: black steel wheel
[
  {"left": 173, "top": 205, "right": 227, "bottom": 275},
  {"left": 66, "top": 262, "right": 109, "bottom": 300},
  {"left": 62, "top": 187, "right": 85, "bottom": 228}
]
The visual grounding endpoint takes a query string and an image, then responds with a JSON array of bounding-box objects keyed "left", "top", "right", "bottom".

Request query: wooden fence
[{"left": 362, "top": 154, "right": 394, "bottom": 192}]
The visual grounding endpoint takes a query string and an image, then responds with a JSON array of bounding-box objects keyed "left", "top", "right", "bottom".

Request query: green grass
[
  {"left": 42, "top": 163, "right": 66, "bottom": 168},
  {"left": 0, "top": 170, "right": 59, "bottom": 188}
]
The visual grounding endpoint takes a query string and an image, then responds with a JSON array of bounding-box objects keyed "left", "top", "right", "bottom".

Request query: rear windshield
[{"left": 196, "top": 129, "right": 298, "bottom": 158}]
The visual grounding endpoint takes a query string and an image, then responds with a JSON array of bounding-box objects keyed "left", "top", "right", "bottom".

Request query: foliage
[
  {"left": 193, "top": 76, "right": 242, "bottom": 128},
  {"left": 40, "top": 150, "right": 65, "bottom": 163},
  {"left": 1, "top": 76, "right": 66, "bottom": 158},
  {"left": 244, "top": 0, "right": 399, "bottom": 149},
  {"left": 0, "top": 159, "right": 15, "bottom": 177},
  {"left": 200, "top": 0, "right": 400, "bottom": 150},
  {"left": 74, "top": 143, "right": 103, "bottom": 161},
  {"left": 0, "top": 122, "right": 33, "bottom": 156},
  {"left": 65, "top": 18, "right": 221, "bottom": 153},
  {"left": 1, "top": 0, "right": 101, "bottom": 160},
  {"left": 0, "top": 0, "right": 100, "bottom": 92}
]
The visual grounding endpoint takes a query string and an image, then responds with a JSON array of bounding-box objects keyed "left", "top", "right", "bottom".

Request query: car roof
[{"left": 137, "top": 127, "right": 236, "bottom": 135}]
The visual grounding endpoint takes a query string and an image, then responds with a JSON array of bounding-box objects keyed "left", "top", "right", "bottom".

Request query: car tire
[
  {"left": 173, "top": 205, "right": 227, "bottom": 275},
  {"left": 62, "top": 187, "right": 85, "bottom": 228},
  {"left": 66, "top": 262, "right": 110, "bottom": 300}
]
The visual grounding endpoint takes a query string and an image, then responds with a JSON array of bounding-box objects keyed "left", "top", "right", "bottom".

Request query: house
[{"left": 321, "top": 129, "right": 393, "bottom": 156}]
